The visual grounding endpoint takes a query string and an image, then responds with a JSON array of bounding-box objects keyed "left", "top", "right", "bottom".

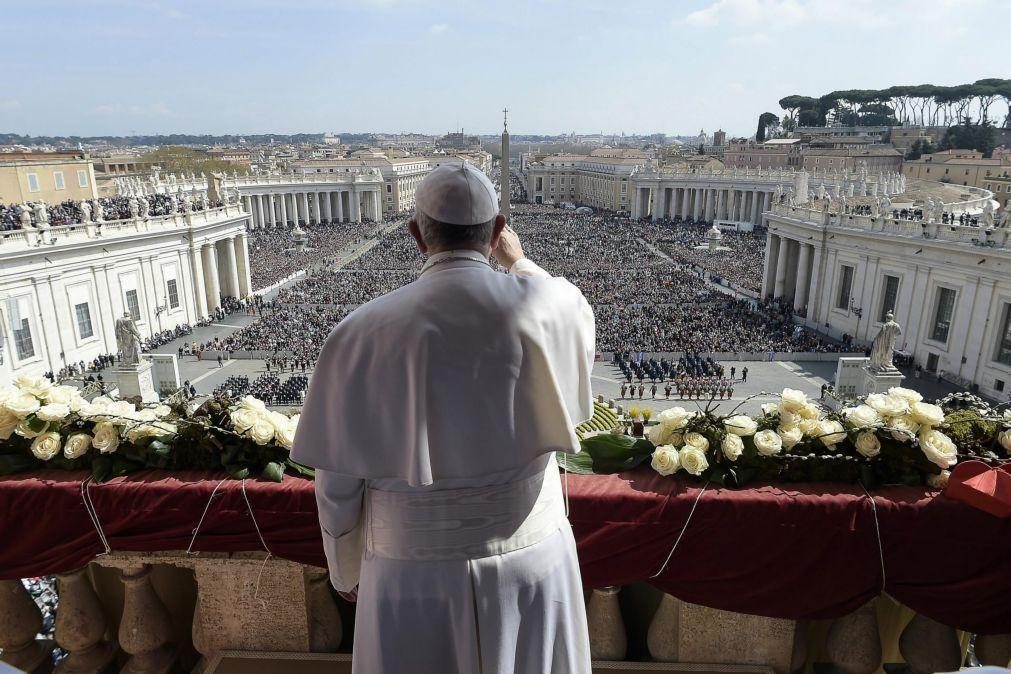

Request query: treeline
[{"left": 777, "top": 79, "right": 1011, "bottom": 129}]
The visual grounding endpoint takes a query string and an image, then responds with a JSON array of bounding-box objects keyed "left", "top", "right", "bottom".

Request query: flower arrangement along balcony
[
  {"left": 558, "top": 388, "right": 1011, "bottom": 488},
  {"left": 0, "top": 375, "right": 308, "bottom": 482}
]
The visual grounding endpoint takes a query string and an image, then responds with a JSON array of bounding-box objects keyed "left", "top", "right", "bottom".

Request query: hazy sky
[{"left": 0, "top": 0, "right": 1003, "bottom": 137}]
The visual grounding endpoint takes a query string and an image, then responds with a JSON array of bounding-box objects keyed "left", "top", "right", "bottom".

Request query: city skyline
[{"left": 1, "top": 0, "right": 1005, "bottom": 138}]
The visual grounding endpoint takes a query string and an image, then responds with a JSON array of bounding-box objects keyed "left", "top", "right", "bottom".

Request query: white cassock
[{"left": 292, "top": 249, "right": 596, "bottom": 674}]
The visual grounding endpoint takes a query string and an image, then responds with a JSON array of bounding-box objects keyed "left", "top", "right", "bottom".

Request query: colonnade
[
  {"left": 189, "top": 233, "right": 253, "bottom": 314},
  {"left": 636, "top": 185, "right": 774, "bottom": 226},
  {"left": 762, "top": 233, "right": 819, "bottom": 315},
  {"left": 240, "top": 189, "right": 381, "bottom": 230}
]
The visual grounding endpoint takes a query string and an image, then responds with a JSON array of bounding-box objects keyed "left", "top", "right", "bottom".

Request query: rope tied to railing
[
  {"left": 186, "top": 478, "right": 229, "bottom": 554},
  {"left": 859, "top": 481, "right": 887, "bottom": 593},
  {"left": 649, "top": 480, "right": 710, "bottom": 579},
  {"left": 241, "top": 479, "right": 275, "bottom": 610},
  {"left": 80, "top": 476, "right": 112, "bottom": 556}
]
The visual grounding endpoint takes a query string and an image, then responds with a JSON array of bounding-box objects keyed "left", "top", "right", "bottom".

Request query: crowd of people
[{"left": 213, "top": 373, "right": 308, "bottom": 406}]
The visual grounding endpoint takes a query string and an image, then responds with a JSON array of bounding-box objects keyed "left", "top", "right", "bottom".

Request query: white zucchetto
[{"left": 415, "top": 162, "right": 499, "bottom": 226}]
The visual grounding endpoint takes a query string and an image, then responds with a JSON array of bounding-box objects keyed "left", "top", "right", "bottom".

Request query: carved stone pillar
[
  {"left": 0, "top": 579, "right": 53, "bottom": 672},
  {"left": 305, "top": 568, "right": 341, "bottom": 653},
  {"left": 825, "top": 599, "right": 880, "bottom": 674},
  {"left": 646, "top": 592, "right": 679, "bottom": 661},
  {"left": 118, "top": 565, "right": 176, "bottom": 674},
  {"left": 898, "top": 613, "right": 961, "bottom": 674},
  {"left": 586, "top": 586, "right": 626, "bottom": 661},
  {"left": 54, "top": 568, "right": 117, "bottom": 673},
  {"left": 976, "top": 633, "right": 1011, "bottom": 667}
]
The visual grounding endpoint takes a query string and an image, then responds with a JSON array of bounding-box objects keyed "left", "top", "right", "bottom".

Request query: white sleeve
[
  {"left": 509, "top": 257, "right": 552, "bottom": 279},
  {"left": 313, "top": 469, "right": 365, "bottom": 592}
]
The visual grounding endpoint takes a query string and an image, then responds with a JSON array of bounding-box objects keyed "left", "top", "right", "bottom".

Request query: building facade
[
  {"left": 902, "top": 149, "right": 1011, "bottom": 189},
  {"left": 0, "top": 152, "right": 98, "bottom": 205},
  {"left": 0, "top": 203, "right": 251, "bottom": 381},
  {"left": 763, "top": 189, "right": 1009, "bottom": 400},
  {"left": 525, "top": 151, "right": 648, "bottom": 212}
]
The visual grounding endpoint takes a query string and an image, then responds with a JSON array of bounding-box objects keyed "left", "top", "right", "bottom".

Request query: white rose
[
  {"left": 275, "top": 422, "right": 296, "bottom": 450},
  {"left": 106, "top": 401, "right": 137, "bottom": 425},
  {"left": 888, "top": 386, "right": 923, "bottom": 404},
  {"left": 36, "top": 403, "right": 71, "bottom": 422},
  {"left": 679, "top": 447, "right": 710, "bottom": 476},
  {"left": 67, "top": 394, "right": 90, "bottom": 413},
  {"left": 926, "top": 470, "right": 950, "bottom": 490},
  {"left": 780, "top": 388, "right": 809, "bottom": 413},
  {"left": 799, "top": 417, "right": 822, "bottom": 438},
  {"left": 64, "top": 433, "right": 92, "bottom": 459},
  {"left": 753, "top": 429, "right": 783, "bottom": 456},
  {"left": 14, "top": 374, "right": 52, "bottom": 399},
  {"left": 798, "top": 403, "right": 822, "bottom": 421},
  {"left": 761, "top": 402, "right": 779, "bottom": 416},
  {"left": 0, "top": 409, "right": 19, "bottom": 440},
  {"left": 249, "top": 418, "right": 276, "bottom": 445},
  {"left": 819, "top": 420, "right": 847, "bottom": 447},
  {"left": 778, "top": 425, "right": 803, "bottom": 450},
  {"left": 125, "top": 420, "right": 176, "bottom": 443},
  {"left": 650, "top": 445, "right": 680, "bottom": 476},
  {"left": 15, "top": 418, "right": 44, "bottom": 439},
  {"left": 910, "top": 402, "right": 945, "bottom": 428},
  {"left": 230, "top": 407, "right": 259, "bottom": 433},
  {"left": 778, "top": 410, "right": 800, "bottom": 430},
  {"left": 92, "top": 422, "right": 120, "bottom": 454},
  {"left": 4, "top": 392, "right": 41, "bottom": 418},
  {"left": 887, "top": 414, "right": 921, "bottom": 442},
  {"left": 918, "top": 429, "right": 957, "bottom": 468},
  {"left": 0, "top": 384, "right": 13, "bottom": 406},
  {"left": 721, "top": 434, "right": 744, "bottom": 461},
  {"left": 998, "top": 429, "right": 1011, "bottom": 452},
  {"left": 843, "top": 405, "right": 881, "bottom": 429},
  {"left": 44, "top": 385, "right": 77, "bottom": 405},
  {"left": 134, "top": 409, "right": 158, "bottom": 422},
  {"left": 239, "top": 395, "right": 267, "bottom": 413},
  {"left": 855, "top": 431, "right": 882, "bottom": 458},
  {"left": 153, "top": 404, "right": 172, "bottom": 417},
  {"left": 30, "top": 431, "right": 62, "bottom": 461},
  {"left": 267, "top": 411, "right": 290, "bottom": 433},
  {"left": 865, "top": 393, "right": 909, "bottom": 418},
  {"left": 724, "top": 415, "right": 757, "bottom": 436},
  {"left": 683, "top": 432, "right": 710, "bottom": 452},
  {"left": 1003, "top": 409, "right": 1011, "bottom": 426},
  {"left": 657, "top": 406, "right": 690, "bottom": 430},
  {"left": 89, "top": 396, "right": 113, "bottom": 412}
]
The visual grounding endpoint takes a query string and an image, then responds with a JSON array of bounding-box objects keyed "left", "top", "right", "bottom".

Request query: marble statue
[
  {"left": 33, "top": 202, "right": 50, "bottom": 229},
  {"left": 839, "top": 194, "right": 848, "bottom": 213},
  {"left": 200, "top": 192, "right": 210, "bottom": 210},
  {"left": 79, "top": 200, "right": 91, "bottom": 223},
  {"left": 817, "top": 183, "right": 826, "bottom": 200},
  {"left": 982, "top": 199, "right": 995, "bottom": 228},
  {"left": 139, "top": 196, "right": 150, "bottom": 219},
  {"left": 774, "top": 183, "right": 784, "bottom": 202},
  {"left": 871, "top": 198, "right": 880, "bottom": 217},
  {"left": 93, "top": 200, "right": 104, "bottom": 223},
  {"left": 869, "top": 312, "right": 902, "bottom": 371},
  {"left": 166, "top": 195, "right": 177, "bottom": 215},
  {"left": 115, "top": 313, "right": 143, "bottom": 366},
  {"left": 999, "top": 204, "right": 1011, "bottom": 228},
  {"left": 128, "top": 197, "right": 140, "bottom": 220},
  {"left": 787, "top": 188, "right": 796, "bottom": 207},
  {"left": 881, "top": 195, "right": 892, "bottom": 216},
  {"left": 180, "top": 194, "right": 192, "bottom": 213},
  {"left": 857, "top": 160, "right": 868, "bottom": 182},
  {"left": 19, "top": 207, "right": 34, "bottom": 229}
]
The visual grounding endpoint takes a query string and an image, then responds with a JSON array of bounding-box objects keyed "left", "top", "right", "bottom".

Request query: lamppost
[{"left": 154, "top": 296, "right": 169, "bottom": 332}]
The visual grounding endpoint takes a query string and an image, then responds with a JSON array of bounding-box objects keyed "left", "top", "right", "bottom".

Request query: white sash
[{"left": 365, "top": 467, "right": 566, "bottom": 561}]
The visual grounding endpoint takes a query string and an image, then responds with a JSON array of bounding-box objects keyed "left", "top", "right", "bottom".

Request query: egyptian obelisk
[{"left": 500, "top": 108, "right": 511, "bottom": 216}]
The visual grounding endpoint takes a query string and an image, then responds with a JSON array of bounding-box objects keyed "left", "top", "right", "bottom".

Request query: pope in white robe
[{"left": 292, "top": 163, "right": 597, "bottom": 673}]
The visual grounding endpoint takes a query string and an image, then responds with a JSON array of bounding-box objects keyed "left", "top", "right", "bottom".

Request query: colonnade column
[
  {"left": 336, "top": 191, "right": 345, "bottom": 222},
  {"left": 217, "top": 238, "right": 240, "bottom": 299},
  {"left": 350, "top": 189, "right": 361, "bottom": 222},
  {"left": 774, "top": 237, "right": 790, "bottom": 299},
  {"left": 716, "top": 190, "right": 726, "bottom": 221},
  {"left": 201, "top": 244, "right": 221, "bottom": 312},
  {"left": 267, "top": 195, "right": 276, "bottom": 228},
  {"left": 795, "top": 242, "right": 812, "bottom": 313},
  {"left": 301, "top": 193, "right": 310, "bottom": 224},
  {"left": 312, "top": 193, "right": 322, "bottom": 224},
  {"left": 680, "top": 188, "right": 690, "bottom": 219},
  {"left": 692, "top": 189, "right": 702, "bottom": 220},
  {"left": 234, "top": 233, "right": 252, "bottom": 297},
  {"left": 190, "top": 246, "right": 208, "bottom": 319},
  {"left": 279, "top": 193, "right": 288, "bottom": 227},
  {"left": 651, "top": 186, "right": 664, "bottom": 220},
  {"left": 320, "top": 192, "right": 330, "bottom": 222},
  {"left": 372, "top": 191, "right": 380, "bottom": 221}
]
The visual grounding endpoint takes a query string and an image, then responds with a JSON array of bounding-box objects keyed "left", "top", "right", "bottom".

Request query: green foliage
[
  {"left": 905, "top": 138, "right": 936, "bottom": 160},
  {"left": 756, "top": 112, "right": 779, "bottom": 142},
  {"left": 140, "top": 146, "right": 252, "bottom": 176},
  {"left": 941, "top": 118, "right": 997, "bottom": 157}
]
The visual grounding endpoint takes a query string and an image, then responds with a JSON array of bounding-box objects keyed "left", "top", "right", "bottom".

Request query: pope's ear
[{"left": 407, "top": 219, "right": 427, "bottom": 253}]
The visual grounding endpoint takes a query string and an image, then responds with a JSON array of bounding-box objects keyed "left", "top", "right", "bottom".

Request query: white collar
[{"left": 420, "top": 249, "right": 491, "bottom": 275}]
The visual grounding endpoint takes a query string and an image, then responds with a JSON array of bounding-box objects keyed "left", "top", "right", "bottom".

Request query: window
[
  {"left": 27, "top": 173, "right": 40, "bottom": 192},
  {"left": 13, "top": 318, "right": 35, "bottom": 360},
  {"left": 77, "top": 170, "right": 88, "bottom": 188},
  {"left": 166, "top": 279, "right": 180, "bottom": 309},
  {"left": 931, "top": 287, "right": 957, "bottom": 342},
  {"left": 125, "top": 289, "right": 141, "bottom": 320},
  {"left": 53, "top": 171, "right": 65, "bottom": 190},
  {"left": 836, "top": 265, "right": 854, "bottom": 310},
  {"left": 386, "top": 184, "right": 392, "bottom": 193},
  {"left": 879, "top": 275, "right": 900, "bottom": 323},
  {"left": 996, "top": 304, "right": 1011, "bottom": 366},
  {"left": 74, "top": 302, "right": 94, "bottom": 339}
]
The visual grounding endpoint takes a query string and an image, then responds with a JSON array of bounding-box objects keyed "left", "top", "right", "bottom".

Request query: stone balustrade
[
  {"left": 2, "top": 553, "right": 1006, "bottom": 672},
  {"left": 0, "top": 204, "right": 248, "bottom": 252}
]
